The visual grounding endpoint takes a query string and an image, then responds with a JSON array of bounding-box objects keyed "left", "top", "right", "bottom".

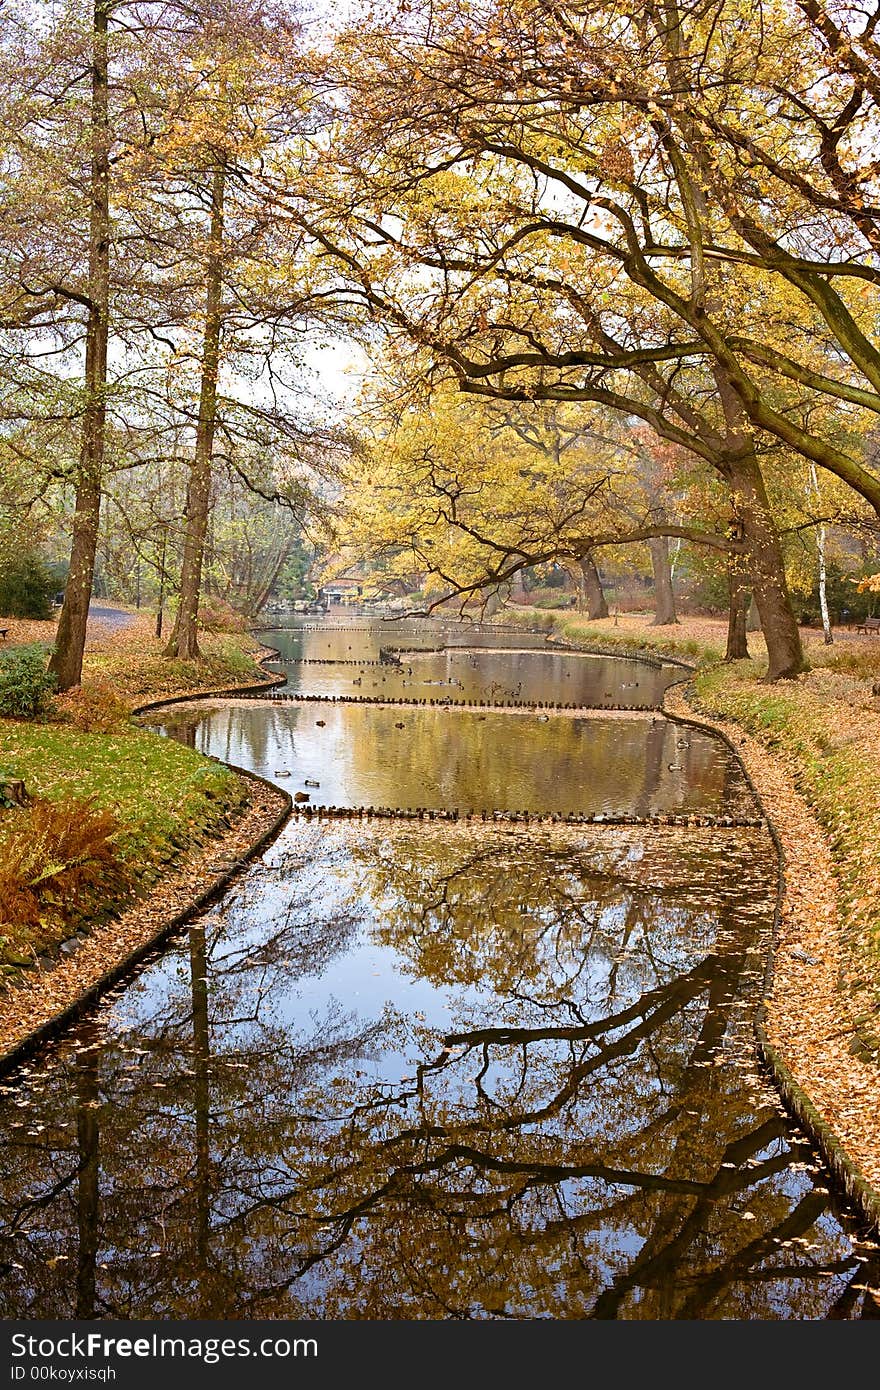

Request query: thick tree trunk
[
  {"left": 714, "top": 366, "right": 804, "bottom": 679},
  {"left": 728, "top": 451, "right": 805, "bottom": 679},
  {"left": 49, "top": 1, "right": 110, "bottom": 692},
  {"left": 166, "top": 164, "right": 225, "bottom": 660},
  {"left": 746, "top": 594, "right": 761, "bottom": 632},
  {"left": 509, "top": 568, "right": 527, "bottom": 602},
  {"left": 725, "top": 545, "right": 750, "bottom": 661},
  {"left": 648, "top": 535, "right": 678, "bottom": 625},
  {"left": 580, "top": 553, "right": 609, "bottom": 619}
]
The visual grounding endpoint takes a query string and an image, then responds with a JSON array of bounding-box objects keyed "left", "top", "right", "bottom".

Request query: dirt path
[{"left": 665, "top": 684, "right": 880, "bottom": 1226}]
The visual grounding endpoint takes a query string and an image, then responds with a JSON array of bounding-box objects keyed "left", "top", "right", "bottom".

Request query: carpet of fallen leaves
[
  {"left": 498, "top": 603, "right": 880, "bottom": 667},
  {"left": 2, "top": 608, "right": 271, "bottom": 705},
  {"left": 667, "top": 671, "right": 880, "bottom": 1199},
  {"left": 0, "top": 773, "right": 288, "bottom": 1059}
]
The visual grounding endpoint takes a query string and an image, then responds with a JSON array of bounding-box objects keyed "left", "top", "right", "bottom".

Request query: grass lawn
[
  {"left": 0, "top": 610, "right": 268, "bottom": 972},
  {"left": 0, "top": 719, "right": 246, "bottom": 865}
]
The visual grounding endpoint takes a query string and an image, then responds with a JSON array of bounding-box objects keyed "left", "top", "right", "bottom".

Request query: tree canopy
[{"left": 0, "top": 0, "right": 877, "bottom": 678}]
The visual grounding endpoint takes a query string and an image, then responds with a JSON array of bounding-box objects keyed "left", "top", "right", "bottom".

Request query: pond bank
[
  {"left": 0, "top": 615, "right": 284, "bottom": 986},
  {"left": 681, "top": 665, "right": 880, "bottom": 1234},
  {"left": 0, "top": 768, "right": 290, "bottom": 1073}
]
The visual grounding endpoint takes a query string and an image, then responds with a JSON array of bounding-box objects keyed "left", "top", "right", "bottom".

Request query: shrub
[
  {"left": 53, "top": 679, "right": 131, "bottom": 732},
  {"left": 0, "top": 796, "right": 132, "bottom": 951},
  {"left": 0, "top": 552, "right": 56, "bottom": 620},
  {"left": 529, "top": 587, "right": 575, "bottom": 609},
  {"left": 823, "top": 648, "right": 880, "bottom": 679},
  {"left": 0, "top": 644, "right": 56, "bottom": 718},
  {"left": 198, "top": 599, "right": 248, "bottom": 633}
]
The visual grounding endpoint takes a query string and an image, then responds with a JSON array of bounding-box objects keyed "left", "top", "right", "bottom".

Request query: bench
[
  {"left": 0, "top": 629, "right": 8, "bottom": 641},
  {"left": 856, "top": 616, "right": 880, "bottom": 635}
]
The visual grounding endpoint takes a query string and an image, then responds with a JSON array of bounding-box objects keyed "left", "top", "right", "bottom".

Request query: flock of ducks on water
[{"left": 270, "top": 643, "right": 694, "bottom": 792}]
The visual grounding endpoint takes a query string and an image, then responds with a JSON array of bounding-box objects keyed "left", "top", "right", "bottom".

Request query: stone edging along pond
[{"left": 662, "top": 674, "right": 880, "bottom": 1239}]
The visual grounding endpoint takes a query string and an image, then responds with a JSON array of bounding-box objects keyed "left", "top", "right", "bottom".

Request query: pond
[
  {"left": 258, "top": 616, "right": 682, "bottom": 709},
  {"left": 0, "top": 621, "right": 875, "bottom": 1319},
  {"left": 156, "top": 702, "right": 755, "bottom": 820}
]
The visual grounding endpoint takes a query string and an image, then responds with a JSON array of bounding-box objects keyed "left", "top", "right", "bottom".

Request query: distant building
[{"left": 318, "top": 576, "right": 364, "bottom": 607}]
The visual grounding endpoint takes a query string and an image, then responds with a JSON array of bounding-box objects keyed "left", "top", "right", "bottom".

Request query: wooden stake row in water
[
  {"left": 273, "top": 657, "right": 389, "bottom": 666},
  {"left": 287, "top": 805, "right": 765, "bottom": 827},
  {"left": 241, "top": 692, "right": 661, "bottom": 711}
]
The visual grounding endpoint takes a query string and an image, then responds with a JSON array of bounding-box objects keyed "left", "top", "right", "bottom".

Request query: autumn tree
[
  {"left": 335, "top": 375, "right": 744, "bottom": 629},
  {"left": 271, "top": 0, "right": 880, "bottom": 676},
  {"left": 0, "top": 0, "right": 117, "bottom": 688},
  {"left": 125, "top": 1, "right": 351, "bottom": 658}
]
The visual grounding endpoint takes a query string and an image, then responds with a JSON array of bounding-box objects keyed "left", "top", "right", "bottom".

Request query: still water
[
  {"left": 156, "top": 702, "right": 755, "bottom": 819},
  {"left": 0, "top": 622, "right": 875, "bottom": 1318},
  {"left": 259, "top": 618, "right": 681, "bottom": 708}
]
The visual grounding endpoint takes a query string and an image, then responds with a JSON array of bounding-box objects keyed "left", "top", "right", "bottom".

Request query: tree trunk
[
  {"left": 648, "top": 535, "right": 678, "bottom": 625},
  {"left": 725, "top": 543, "right": 750, "bottom": 661},
  {"left": 49, "top": 1, "right": 110, "bottom": 692},
  {"left": 155, "top": 523, "right": 167, "bottom": 640},
  {"left": 809, "top": 465, "right": 833, "bottom": 645},
  {"left": 817, "top": 523, "right": 833, "bottom": 645},
  {"left": 714, "top": 366, "right": 804, "bottom": 679},
  {"left": 580, "top": 553, "right": 609, "bottom": 619},
  {"left": 728, "top": 451, "right": 805, "bottom": 680},
  {"left": 165, "top": 163, "right": 225, "bottom": 660},
  {"left": 746, "top": 594, "right": 761, "bottom": 632}
]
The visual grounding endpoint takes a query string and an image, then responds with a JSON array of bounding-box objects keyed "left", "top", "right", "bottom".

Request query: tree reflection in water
[{"left": 0, "top": 823, "right": 876, "bottom": 1320}]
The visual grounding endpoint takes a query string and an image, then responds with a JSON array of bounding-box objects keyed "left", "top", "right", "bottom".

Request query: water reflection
[
  {"left": 153, "top": 704, "right": 756, "bottom": 819},
  {"left": 256, "top": 622, "right": 681, "bottom": 709},
  {"left": 0, "top": 824, "right": 875, "bottom": 1319},
  {"left": 258, "top": 617, "right": 557, "bottom": 665}
]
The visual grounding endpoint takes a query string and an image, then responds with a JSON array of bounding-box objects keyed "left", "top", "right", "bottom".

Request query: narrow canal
[{"left": 0, "top": 618, "right": 876, "bottom": 1319}]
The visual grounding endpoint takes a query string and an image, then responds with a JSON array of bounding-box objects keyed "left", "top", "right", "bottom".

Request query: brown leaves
[
  {"left": 0, "top": 796, "right": 131, "bottom": 946},
  {"left": 673, "top": 678, "right": 880, "bottom": 1196},
  {"left": 599, "top": 138, "right": 635, "bottom": 185}
]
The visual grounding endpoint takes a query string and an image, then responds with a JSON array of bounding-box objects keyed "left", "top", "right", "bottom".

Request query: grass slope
[{"left": 0, "top": 614, "right": 267, "bottom": 973}]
